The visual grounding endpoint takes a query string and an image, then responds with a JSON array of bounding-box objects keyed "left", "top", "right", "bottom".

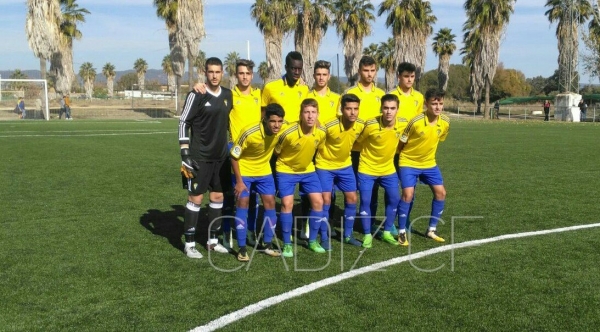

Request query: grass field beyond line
[{"left": 1, "top": 119, "right": 599, "bottom": 331}]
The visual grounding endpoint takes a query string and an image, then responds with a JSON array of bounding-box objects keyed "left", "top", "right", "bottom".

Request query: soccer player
[
  {"left": 396, "top": 89, "right": 450, "bottom": 245},
  {"left": 275, "top": 98, "right": 326, "bottom": 257},
  {"left": 389, "top": 62, "right": 424, "bottom": 120},
  {"left": 389, "top": 62, "right": 424, "bottom": 230},
  {"left": 355, "top": 94, "right": 404, "bottom": 248},
  {"left": 315, "top": 93, "right": 365, "bottom": 248},
  {"left": 179, "top": 57, "right": 233, "bottom": 259},
  {"left": 345, "top": 56, "right": 386, "bottom": 227},
  {"left": 226, "top": 59, "right": 262, "bottom": 248},
  {"left": 230, "top": 104, "right": 285, "bottom": 261},
  {"left": 261, "top": 51, "right": 309, "bottom": 122},
  {"left": 309, "top": 60, "right": 340, "bottom": 123}
]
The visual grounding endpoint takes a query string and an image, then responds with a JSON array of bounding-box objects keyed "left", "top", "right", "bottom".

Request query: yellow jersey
[
  {"left": 230, "top": 86, "right": 262, "bottom": 142},
  {"left": 344, "top": 83, "right": 386, "bottom": 121},
  {"left": 356, "top": 116, "right": 405, "bottom": 176},
  {"left": 230, "top": 122, "right": 280, "bottom": 177},
  {"left": 309, "top": 88, "right": 340, "bottom": 123},
  {"left": 315, "top": 116, "right": 365, "bottom": 170},
  {"left": 399, "top": 112, "right": 450, "bottom": 169},
  {"left": 275, "top": 121, "right": 326, "bottom": 174},
  {"left": 262, "top": 77, "right": 309, "bottom": 122},
  {"left": 389, "top": 86, "right": 424, "bottom": 121}
]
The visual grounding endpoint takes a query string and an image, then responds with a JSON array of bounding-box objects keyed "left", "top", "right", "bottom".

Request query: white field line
[
  {"left": 191, "top": 222, "right": 600, "bottom": 332},
  {"left": 0, "top": 131, "right": 175, "bottom": 138},
  {"left": 0, "top": 120, "right": 164, "bottom": 125}
]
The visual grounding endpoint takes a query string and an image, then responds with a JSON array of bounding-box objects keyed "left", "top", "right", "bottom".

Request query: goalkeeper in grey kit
[{"left": 179, "top": 57, "right": 233, "bottom": 259}]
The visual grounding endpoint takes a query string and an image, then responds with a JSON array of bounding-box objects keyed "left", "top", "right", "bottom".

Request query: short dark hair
[
  {"left": 285, "top": 51, "right": 303, "bottom": 67},
  {"left": 264, "top": 103, "right": 285, "bottom": 119},
  {"left": 236, "top": 59, "right": 255, "bottom": 72},
  {"left": 359, "top": 56, "right": 377, "bottom": 69},
  {"left": 381, "top": 94, "right": 399, "bottom": 107},
  {"left": 340, "top": 93, "right": 360, "bottom": 109},
  {"left": 313, "top": 60, "right": 331, "bottom": 73},
  {"left": 396, "top": 62, "right": 416, "bottom": 75},
  {"left": 205, "top": 57, "right": 223, "bottom": 71},
  {"left": 301, "top": 98, "right": 319, "bottom": 113},
  {"left": 425, "top": 88, "right": 445, "bottom": 102}
]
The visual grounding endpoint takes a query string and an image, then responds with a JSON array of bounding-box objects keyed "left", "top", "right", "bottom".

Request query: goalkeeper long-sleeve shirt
[{"left": 178, "top": 87, "right": 233, "bottom": 162}]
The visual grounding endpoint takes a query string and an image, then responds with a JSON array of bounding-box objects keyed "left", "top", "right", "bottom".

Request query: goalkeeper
[{"left": 178, "top": 57, "right": 233, "bottom": 259}]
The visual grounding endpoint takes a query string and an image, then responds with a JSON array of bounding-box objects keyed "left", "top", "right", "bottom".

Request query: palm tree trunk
[
  {"left": 107, "top": 77, "right": 114, "bottom": 98},
  {"left": 40, "top": 57, "right": 47, "bottom": 80},
  {"left": 438, "top": 54, "right": 450, "bottom": 92},
  {"left": 484, "top": 79, "right": 490, "bottom": 119},
  {"left": 188, "top": 54, "right": 194, "bottom": 88},
  {"left": 265, "top": 34, "right": 283, "bottom": 80},
  {"left": 385, "top": 67, "right": 395, "bottom": 92}
]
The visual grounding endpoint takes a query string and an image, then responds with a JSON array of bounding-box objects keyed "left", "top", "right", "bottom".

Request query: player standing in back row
[{"left": 179, "top": 57, "right": 233, "bottom": 259}]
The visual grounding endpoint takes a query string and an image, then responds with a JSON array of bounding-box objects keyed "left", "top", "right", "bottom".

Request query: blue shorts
[
  {"left": 357, "top": 172, "right": 399, "bottom": 194},
  {"left": 316, "top": 166, "right": 357, "bottom": 193},
  {"left": 398, "top": 166, "right": 443, "bottom": 189},
  {"left": 237, "top": 175, "right": 276, "bottom": 198},
  {"left": 276, "top": 172, "right": 322, "bottom": 198}
]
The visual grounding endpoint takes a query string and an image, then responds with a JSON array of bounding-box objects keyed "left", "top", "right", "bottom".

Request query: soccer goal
[{"left": 0, "top": 78, "right": 50, "bottom": 121}]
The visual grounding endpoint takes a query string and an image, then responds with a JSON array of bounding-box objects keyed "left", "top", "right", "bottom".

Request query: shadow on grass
[{"left": 139, "top": 204, "right": 209, "bottom": 253}]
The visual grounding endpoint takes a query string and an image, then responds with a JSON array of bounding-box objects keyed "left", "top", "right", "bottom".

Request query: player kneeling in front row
[
  {"left": 396, "top": 88, "right": 450, "bottom": 245},
  {"left": 230, "top": 104, "right": 286, "bottom": 261}
]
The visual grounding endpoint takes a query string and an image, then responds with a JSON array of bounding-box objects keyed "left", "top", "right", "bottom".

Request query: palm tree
[
  {"left": 194, "top": 50, "right": 206, "bottom": 84},
  {"left": 462, "top": 0, "right": 516, "bottom": 119},
  {"left": 378, "top": 0, "right": 436, "bottom": 88},
  {"left": 251, "top": 0, "right": 296, "bottom": 80},
  {"left": 78, "top": 62, "right": 95, "bottom": 100},
  {"left": 362, "top": 43, "right": 379, "bottom": 59},
  {"left": 162, "top": 55, "right": 175, "bottom": 92},
  {"left": 545, "top": 0, "right": 593, "bottom": 93},
  {"left": 102, "top": 63, "right": 116, "bottom": 98},
  {"left": 258, "top": 61, "right": 269, "bottom": 85},
  {"left": 176, "top": 0, "right": 205, "bottom": 88},
  {"left": 224, "top": 51, "right": 241, "bottom": 89},
  {"left": 331, "top": 0, "right": 375, "bottom": 86},
  {"left": 25, "top": 0, "right": 61, "bottom": 80},
  {"left": 432, "top": 28, "right": 457, "bottom": 92},
  {"left": 294, "top": 0, "right": 331, "bottom": 87},
  {"left": 50, "top": 0, "right": 90, "bottom": 95},
  {"left": 377, "top": 38, "right": 396, "bottom": 92},
  {"left": 154, "top": 0, "right": 205, "bottom": 93},
  {"left": 134, "top": 58, "right": 148, "bottom": 90}
]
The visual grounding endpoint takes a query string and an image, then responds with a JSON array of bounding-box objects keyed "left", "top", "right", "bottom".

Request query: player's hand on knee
[
  {"left": 180, "top": 148, "right": 196, "bottom": 179},
  {"left": 234, "top": 182, "right": 249, "bottom": 200}
]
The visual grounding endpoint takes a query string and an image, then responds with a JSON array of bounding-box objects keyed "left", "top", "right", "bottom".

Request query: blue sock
[
  {"left": 263, "top": 209, "right": 277, "bottom": 243},
  {"left": 397, "top": 199, "right": 411, "bottom": 231},
  {"left": 429, "top": 199, "right": 445, "bottom": 229},
  {"left": 280, "top": 212, "right": 293, "bottom": 244},
  {"left": 247, "top": 193, "right": 259, "bottom": 233},
  {"left": 344, "top": 203, "right": 357, "bottom": 238},
  {"left": 309, "top": 210, "right": 322, "bottom": 242},
  {"left": 370, "top": 184, "right": 379, "bottom": 217},
  {"left": 320, "top": 204, "right": 330, "bottom": 239},
  {"left": 384, "top": 204, "right": 397, "bottom": 232},
  {"left": 235, "top": 207, "right": 248, "bottom": 247}
]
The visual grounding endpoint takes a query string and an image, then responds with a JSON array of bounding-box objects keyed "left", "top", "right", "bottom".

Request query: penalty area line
[{"left": 191, "top": 222, "right": 600, "bottom": 332}]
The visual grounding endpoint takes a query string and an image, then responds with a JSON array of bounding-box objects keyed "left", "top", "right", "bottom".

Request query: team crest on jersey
[
  {"left": 254, "top": 98, "right": 259, "bottom": 105},
  {"left": 236, "top": 100, "right": 241, "bottom": 105},
  {"left": 298, "top": 92, "right": 303, "bottom": 99},
  {"left": 376, "top": 97, "right": 381, "bottom": 102},
  {"left": 224, "top": 100, "right": 228, "bottom": 106},
  {"left": 437, "top": 129, "right": 442, "bottom": 137},
  {"left": 396, "top": 132, "right": 401, "bottom": 139},
  {"left": 330, "top": 101, "right": 335, "bottom": 107},
  {"left": 419, "top": 131, "right": 425, "bottom": 137},
  {"left": 415, "top": 100, "right": 418, "bottom": 106},
  {"left": 314, "top": 139, "right": 320, "bottom": 147},
  {"left": 280, "top": 92, "right": 285, "bottom": 97}
]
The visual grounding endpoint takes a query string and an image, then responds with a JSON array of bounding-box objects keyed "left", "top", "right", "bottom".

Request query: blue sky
[{"left": 0, "top": 0, "right": 593, "bottom": 82}]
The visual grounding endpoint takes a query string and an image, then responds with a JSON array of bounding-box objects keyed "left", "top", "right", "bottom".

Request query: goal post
[{"left": 0, "top": 78, "right": 50, "bottom": 121}]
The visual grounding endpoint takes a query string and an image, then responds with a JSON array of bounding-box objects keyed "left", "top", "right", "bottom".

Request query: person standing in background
[{"left": 543, "top": 100, "right": 550, "bottom": 121}]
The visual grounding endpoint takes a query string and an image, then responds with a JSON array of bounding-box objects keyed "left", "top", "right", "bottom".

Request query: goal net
[{"left": 0, "top": 78, "right": 49, "bottom": 121}]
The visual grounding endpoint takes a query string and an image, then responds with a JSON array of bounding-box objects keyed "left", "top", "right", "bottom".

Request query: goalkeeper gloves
[{"left": 180, "top": 148, "right": 196, "bottom": 179}]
